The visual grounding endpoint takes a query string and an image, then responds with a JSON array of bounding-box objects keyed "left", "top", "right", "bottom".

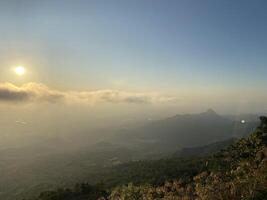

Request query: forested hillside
[{"left": 28, "top": 116, "right": 267, "bottom": 200}]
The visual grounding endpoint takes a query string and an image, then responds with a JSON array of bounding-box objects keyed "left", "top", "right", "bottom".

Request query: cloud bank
[{"left": 0, "top": 82, "right": 177, "bottom": 105}]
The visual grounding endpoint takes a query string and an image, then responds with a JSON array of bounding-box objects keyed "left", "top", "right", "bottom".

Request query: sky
[{"left": 0, "top": 0, "right": 267, "bottom": 115}]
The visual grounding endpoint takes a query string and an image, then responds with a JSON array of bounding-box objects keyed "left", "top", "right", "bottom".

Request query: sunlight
[{"left": 14, "top": 66, "right": 26, "bottom": 76}]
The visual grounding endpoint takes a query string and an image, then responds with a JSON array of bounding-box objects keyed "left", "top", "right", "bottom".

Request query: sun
[{"left": 14, "top": 66, "right": 26, "bottom": 76}]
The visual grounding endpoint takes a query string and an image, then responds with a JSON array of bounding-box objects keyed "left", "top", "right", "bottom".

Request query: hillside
[
  {"left": 173, "top": 137, "right": 237, "bottom": 157},
  {"left": 29, "top": 116, "right": 267, "bottom": 200},
  {"left": 107, "top": 116, "right": 267, "bottom": 200}
]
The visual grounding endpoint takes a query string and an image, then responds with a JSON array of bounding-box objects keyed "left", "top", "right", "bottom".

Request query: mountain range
[{"left": 113, "top": 109, "right": 258, "bottom": 153}]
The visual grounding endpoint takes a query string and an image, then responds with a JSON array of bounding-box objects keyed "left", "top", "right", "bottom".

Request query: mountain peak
[
  {"left": 204, "top": 109, "right": 217, "bottom": 115},
  {"left": 206, "top": 108, "right": 217, "bottom": 114}
]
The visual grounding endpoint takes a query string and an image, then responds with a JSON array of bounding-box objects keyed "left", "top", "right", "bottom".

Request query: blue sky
[{"left": 0, "top": 0, "right": 267, "bottom": 98}]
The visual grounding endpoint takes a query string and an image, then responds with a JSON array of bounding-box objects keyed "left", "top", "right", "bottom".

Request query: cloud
[
  {"left": 0, "top": 83, "right": 64, "bottom": 103},
  {"left": 0, "top": 84, "right": 30, "bottom": 102},
  {"left": 0, "top": 82, "right": 178, "bottom": 105}
]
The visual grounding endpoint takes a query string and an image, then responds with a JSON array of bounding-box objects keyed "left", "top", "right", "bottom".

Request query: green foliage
[
  {"left": 29, "top": 183, "right": 107, "bottom": 200},
  {"left": 99, "top": 157, "right": 206, "bottom": 187}
]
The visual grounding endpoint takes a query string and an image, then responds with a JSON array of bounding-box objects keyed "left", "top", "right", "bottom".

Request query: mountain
[
  {"left": 116, "top": 109, "right": 257, "bottom": 152},
  {"left": 107, "top": 116, "right": 267, "bottom": 200},
  {"left": 1, "top": 110, "right": 259, "bottom": 200},
  {"left": 29, "top": 116, "right": 267, "bottom": 200}
]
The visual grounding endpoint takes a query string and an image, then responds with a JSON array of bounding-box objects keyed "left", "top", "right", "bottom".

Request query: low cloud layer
[{"left": 0, "top": 82, "right": 177, "bottom": 105}]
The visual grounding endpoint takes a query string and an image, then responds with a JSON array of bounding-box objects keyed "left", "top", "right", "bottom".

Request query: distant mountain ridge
[{"left": 116, "top": 109, "right": 258, "bottom": 152}]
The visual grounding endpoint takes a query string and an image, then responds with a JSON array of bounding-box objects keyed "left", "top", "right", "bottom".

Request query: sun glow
[{"left": 14, "top": 66, "right": 26, "bottom": 76}]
